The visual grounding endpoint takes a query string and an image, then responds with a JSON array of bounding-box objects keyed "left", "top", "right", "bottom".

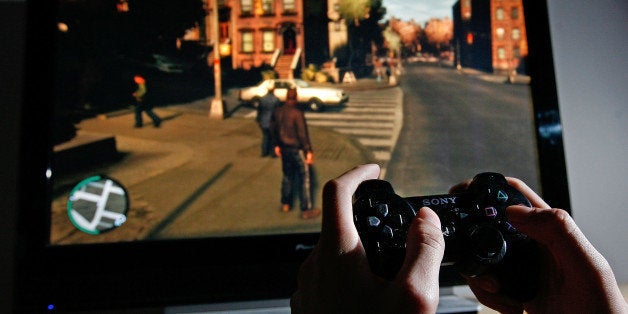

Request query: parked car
[{"left": 238, "top": 79, "right": 349, "bottom": 111}]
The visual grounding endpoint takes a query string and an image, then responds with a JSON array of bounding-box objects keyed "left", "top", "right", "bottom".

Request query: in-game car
[{"left": 238, "top": 79, "right": 349, "bottom": 111}]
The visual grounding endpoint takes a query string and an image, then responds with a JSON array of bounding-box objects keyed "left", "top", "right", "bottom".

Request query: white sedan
[{"left": 238, "top": 79, "right": 349, "bottom": 111}]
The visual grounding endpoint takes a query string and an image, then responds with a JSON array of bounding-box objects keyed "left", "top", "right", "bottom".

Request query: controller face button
[
  {"left": 484, "top": 206, "right": 498, "bottom": 217},
  {"left": 502, "top": 221, "right": 517, "bottom": 233},
  {"left": 496, "top": 190, "right": 509, "bottom": 203}
]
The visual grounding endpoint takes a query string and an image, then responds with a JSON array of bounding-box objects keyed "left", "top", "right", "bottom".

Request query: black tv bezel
[{"left": 14, "top": 0, "right": 570, "bottom": 312}]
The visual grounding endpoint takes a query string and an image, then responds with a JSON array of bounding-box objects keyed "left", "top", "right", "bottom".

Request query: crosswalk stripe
[
  {"left": 346, "top": 102, "right": 397, "bottom": 108},
  {"left": 307, "top": 120, "right": 395, "bottom": 129},
  {"left": 333, "top": 128, "right": 392, "bottom": 136},
  {"left": 358, "top": 138, "right": 395, "bottom": 147},
  {"left": 306, "top": 113, "right": 395, "bottom": 122},
  {"left": 372, "top": 151, "right": 392, "bottom": 161},
  {"left": 349, "top": 95, "right": 401, "bottom": 101},
  {"left": 342, "top": 107, "right": 396, "bottom": 114},
  {"left": 307, "top": 88, "right": 401, "bottom": 169},
  {"left": 348, "top": 98, "right": 398, "bottom": 103}
]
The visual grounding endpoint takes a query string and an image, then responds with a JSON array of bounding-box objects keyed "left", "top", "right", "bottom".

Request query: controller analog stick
[{"left": 469, "top": 225, "right": 506, "bottom": 264}]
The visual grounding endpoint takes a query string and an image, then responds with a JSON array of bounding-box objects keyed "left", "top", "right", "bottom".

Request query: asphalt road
[{"left": 386, "top": 63, "right": 540, "bottom": 197}]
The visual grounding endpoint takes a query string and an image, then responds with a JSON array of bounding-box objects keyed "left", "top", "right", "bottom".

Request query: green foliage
[
  {"left": 261, "top": 69, "right": 277, "bottom": 80},
  {"left": 301, "top": 64, "right": 330, "bottom": 82},
  {"left": 336, "top": 0, "right": 386, "bottom": 69},
  {"left": 337, "top": 0, "right": 371, "bottom": 25},
  {"left": 315, "top": 71, "right": 331, "bottom": 83},
  {"left": 301, "top": 64, "right": 318, "bottom": 81},
  {"left": 383, "top": 25, "right": 401, "bottom": 52}
]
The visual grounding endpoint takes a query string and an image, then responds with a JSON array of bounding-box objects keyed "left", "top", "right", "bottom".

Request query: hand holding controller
[{"left": 353, "top": 172, "right": 540, "bottom": 301}]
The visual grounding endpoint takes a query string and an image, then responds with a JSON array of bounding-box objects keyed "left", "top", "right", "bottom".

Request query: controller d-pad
[
  {"left": 362, "top": 200, "right": 412, "bottom": 245},
  {"left": 376, "top": 203, "right": 389, "bottom": 217},
  {"left": 367, "top": 216, "right": 381, "bottom": 229},
  {"left": 382, "top": 225, "right": 394, "bottom": 239},
  {"left": 354, "top": 189, "right": 416, "bottom": 258},
  {"left": 389, "top": 214, "right": 404, "bottom": 228}
]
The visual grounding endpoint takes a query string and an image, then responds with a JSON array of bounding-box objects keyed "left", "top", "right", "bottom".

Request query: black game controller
[{"left": 353, "top": 172, "right": 540, "bottom": 301}]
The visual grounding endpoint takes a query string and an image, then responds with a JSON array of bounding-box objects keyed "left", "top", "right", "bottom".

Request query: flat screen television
[{"left": 15, "top": 0, "right": 570, "bottom": 312}]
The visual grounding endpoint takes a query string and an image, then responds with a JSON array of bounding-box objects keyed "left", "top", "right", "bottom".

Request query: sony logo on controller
[{"left": 422, "top": 196, "right": 458, "bottom": 206}]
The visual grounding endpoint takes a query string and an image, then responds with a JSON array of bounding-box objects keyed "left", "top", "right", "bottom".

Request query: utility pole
[{"left": 209, "top": 0, "right": 223, "bottom": 119}]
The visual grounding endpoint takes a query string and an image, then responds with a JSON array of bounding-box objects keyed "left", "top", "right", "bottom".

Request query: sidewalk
[{"left": 51, "top": 78, "right": 396, "bottom": 244}]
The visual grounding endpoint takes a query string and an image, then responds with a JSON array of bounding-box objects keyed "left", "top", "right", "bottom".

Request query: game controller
[{"left": 353, "top": 172, "right": 540, "bottom": 301}]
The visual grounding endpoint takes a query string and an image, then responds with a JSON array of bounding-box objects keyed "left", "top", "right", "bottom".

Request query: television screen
[{"left": 15, "top": 0, "right": 569, "bottom": 312}]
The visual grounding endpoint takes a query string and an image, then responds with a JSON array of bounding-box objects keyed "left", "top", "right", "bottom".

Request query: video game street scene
[{"left": 49, "top": 0, "right": 540, "bottom": 245}]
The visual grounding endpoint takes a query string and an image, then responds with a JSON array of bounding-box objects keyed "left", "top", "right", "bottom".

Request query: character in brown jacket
[{"left": 270, "top": 88, "right": 320, "bottom": 219}]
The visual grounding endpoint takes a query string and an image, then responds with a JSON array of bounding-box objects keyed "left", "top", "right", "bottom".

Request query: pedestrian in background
[
  {"left": 270, "top": 88, "right": 321, "bottom": 219},
  {"left": 256, "top": 83, "right": 280, "bottom": 157},
  {"left": 132, "top": 75, "right": 161, "bottom": 128}
]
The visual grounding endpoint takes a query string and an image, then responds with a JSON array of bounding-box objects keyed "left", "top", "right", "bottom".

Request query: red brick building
[
  {"left": 203, "top": 0, "right": 305, "bottom": 75},
  {"left": 453, "top": 0, "right": 528, "bottom": 74}
]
